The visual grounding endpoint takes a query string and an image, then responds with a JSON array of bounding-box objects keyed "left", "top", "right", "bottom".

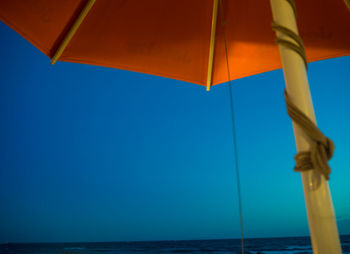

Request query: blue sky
[{"left": 0, "top": 21, "right": 349, "bottom": 243}]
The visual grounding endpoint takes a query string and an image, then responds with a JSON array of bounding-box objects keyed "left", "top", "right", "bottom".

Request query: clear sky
[{"left": 0, "top": 21, "right": 349, "bottom": 243}]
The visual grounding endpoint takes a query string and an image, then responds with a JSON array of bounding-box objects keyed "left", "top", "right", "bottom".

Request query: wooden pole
[{"left": 269, "top": 0, "right": 342, "bottom": 253}]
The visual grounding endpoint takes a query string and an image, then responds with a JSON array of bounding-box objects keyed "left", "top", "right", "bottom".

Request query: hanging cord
[
  {"left": 272, "top": 0, "right": 334, "bottom": 180},
  {"left": 219, "top": 1, "right": 245, "bottom": 253}
]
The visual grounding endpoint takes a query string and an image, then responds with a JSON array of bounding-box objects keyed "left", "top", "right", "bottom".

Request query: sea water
[{"left": 1, "top": 235, "right": 349, "bottom": 254}]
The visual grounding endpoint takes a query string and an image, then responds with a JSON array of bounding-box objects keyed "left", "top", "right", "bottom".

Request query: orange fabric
[{"left": 1, "top": 0, "right": 349, "bottom": 86}]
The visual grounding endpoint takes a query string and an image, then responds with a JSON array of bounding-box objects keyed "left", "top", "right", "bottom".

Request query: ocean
[{"left": 1, "top": 235, "right": 349, "bottom": 254}]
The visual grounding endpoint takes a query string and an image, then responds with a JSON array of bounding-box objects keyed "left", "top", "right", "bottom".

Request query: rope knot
[
  {"left": 294, "top": 137, "right": 334, "bottom": 180},
  {"left": 284, "top": 91, "right": 334, "bottom": 180}
]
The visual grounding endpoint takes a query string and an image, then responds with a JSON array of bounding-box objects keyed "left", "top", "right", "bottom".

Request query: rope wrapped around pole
[
  {"left": 272, "top": 0, "right": 335, "bottom": 180},
  {"left": 284, "top": 91, "right": 334, "bottom": 180},
  {"left": 270, "top": 0, "right": 342, "bottom": 252}
]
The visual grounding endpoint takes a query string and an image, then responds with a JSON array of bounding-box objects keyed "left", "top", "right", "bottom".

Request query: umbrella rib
[
  {"left": 51, "top": 0, "right": 96, "bottom": 65},
  {"left": 206, "top": 0, "right": 219, "bottom": 91}
]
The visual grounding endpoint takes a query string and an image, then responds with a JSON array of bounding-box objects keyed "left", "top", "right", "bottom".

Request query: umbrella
[{"left": 1, "top": 0, "right": 349, "bottom": 253}]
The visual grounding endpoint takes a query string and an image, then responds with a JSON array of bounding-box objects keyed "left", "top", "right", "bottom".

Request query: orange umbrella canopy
[{"left": 0, "top": 0, "right": 349, "bottom": 86}]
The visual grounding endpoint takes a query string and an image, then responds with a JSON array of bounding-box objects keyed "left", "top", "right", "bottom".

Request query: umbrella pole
[{"left": 269, "top": 1, "right": 342, "bottom": 253}]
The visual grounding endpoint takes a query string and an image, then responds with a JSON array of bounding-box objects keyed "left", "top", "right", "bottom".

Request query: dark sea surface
[{"left": 1, "top": 235, "right": 349, "bottom": 254}]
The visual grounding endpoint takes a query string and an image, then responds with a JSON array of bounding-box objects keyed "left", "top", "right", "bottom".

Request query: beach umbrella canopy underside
[{"left": 0, "top": 0, "right": 350, "bottom": 86}]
